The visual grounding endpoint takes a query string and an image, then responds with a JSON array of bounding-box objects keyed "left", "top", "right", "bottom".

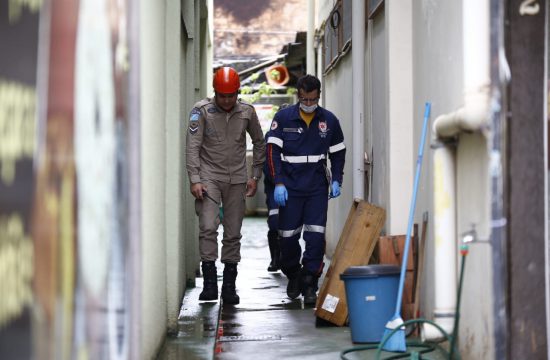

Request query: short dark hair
[{"left": 296, "top": 74, "right": 321, "bottom": 94}]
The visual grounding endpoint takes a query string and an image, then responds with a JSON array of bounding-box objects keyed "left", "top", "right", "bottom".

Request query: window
[{"left": 322, "top": 0, "right": 354, "bottom": 72}]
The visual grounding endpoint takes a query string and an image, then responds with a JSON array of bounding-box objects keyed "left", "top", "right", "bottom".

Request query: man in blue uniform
[{"left": 266, "top": 75, "right": 346, "bottom": 305}]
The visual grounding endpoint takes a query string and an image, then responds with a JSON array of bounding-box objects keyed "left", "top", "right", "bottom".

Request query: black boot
[
  {"left": 301, "top": 269, "right": 319, "bottom": 306},
  {"left": 199, "top": 261, "right": 218, "bottom": 301},
  {"left": 285, "top": 266, "right": 302, "bottom": 299},
  {"left": 221, "top": 263, "right": 240, "bottom": 305},
  {"left": 267, "top": 230, "right": 281, "bottom": 272}
]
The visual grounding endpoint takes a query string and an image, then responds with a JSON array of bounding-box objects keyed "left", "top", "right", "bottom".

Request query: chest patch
[
  {"left": 318, "top": 121, "right": 328, "bottom": 138},
  {"left": 283, "top": 127, "right": 303, "bottom": 133},
  {"left": 207, "top": 107, "right": 218, "bottom": 114}
]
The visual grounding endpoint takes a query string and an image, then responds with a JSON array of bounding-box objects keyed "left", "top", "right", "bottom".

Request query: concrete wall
[{"left": 139, "top": 0, "right": 211, "bottom": 357}]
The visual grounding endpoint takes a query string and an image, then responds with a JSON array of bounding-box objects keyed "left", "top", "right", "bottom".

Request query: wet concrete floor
[{"left": 157, "top": 216, "right": 448, "bottom": 360}]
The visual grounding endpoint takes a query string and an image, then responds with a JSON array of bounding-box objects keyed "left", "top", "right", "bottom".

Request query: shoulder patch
[
  {"left": 270, "top": 120, "right": 278, "bottom": 130},
  {"left": 189, "top": 107, "right": 201, "bottom": 122},
  {"left": 189, "top": 107, "right": 200, "bottom": 134}
]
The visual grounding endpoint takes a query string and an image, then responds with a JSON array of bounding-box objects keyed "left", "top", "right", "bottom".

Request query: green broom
[{"left": 382, "top": 102, "right": 431, "bottom": 352}]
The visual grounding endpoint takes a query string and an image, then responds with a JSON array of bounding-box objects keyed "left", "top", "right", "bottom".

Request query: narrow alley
[
  {"left": 1, "top": 1, "right": 549, "bottom": 359},
  {"left": 156, "top": 216, "right": 447, "bottom": 360}
]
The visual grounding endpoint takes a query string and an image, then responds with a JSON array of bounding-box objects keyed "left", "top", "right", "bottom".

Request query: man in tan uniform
[{"left": 186, "top": 67, "right": 265, "bottom": 304}]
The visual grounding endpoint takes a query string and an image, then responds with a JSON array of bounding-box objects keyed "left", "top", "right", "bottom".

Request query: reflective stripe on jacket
[{"left": 266, "top": 103, "right": 345, "bottom": 194}]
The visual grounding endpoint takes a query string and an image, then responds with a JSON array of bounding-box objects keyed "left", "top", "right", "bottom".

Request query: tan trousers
[{"left": 195, "top": 179, "right": 246, "bottom": 263}]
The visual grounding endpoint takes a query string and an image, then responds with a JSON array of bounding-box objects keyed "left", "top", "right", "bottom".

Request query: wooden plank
[
  {"left": 377, "top": 235, "right": 414, "bottom": 270},
  {"left": 315, "top": 201, "right": 386, "bottom": 326}
]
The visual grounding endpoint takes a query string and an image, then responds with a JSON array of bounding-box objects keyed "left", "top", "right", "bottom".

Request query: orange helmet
[{"left": 213, "top": 67, "right": 240, "bottom": 94}]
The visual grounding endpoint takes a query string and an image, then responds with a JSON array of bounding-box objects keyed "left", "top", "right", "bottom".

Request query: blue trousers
[
  {"left": 278, "top": 192, "right": 327, "bottom": 275},
  {"left": 264, "top": 180, "right": 278, "bottom": 232}
]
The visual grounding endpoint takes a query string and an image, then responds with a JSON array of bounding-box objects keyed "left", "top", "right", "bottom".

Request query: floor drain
[{"left": 218, "top": 335, "right": 282, "bottom": 342}]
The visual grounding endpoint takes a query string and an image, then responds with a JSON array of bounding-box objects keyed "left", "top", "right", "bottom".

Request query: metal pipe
[
  {"left": 433, "top": 0, "right": 491, "bottom": 138},
  {"left": 352, "top": 0, "right": 365, "bottom": 199},
  {"left": 307, "top": 0, "right": 315, "bottom": 75}
]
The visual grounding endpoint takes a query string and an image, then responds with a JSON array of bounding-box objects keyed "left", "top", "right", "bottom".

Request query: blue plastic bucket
[{"left": 340, "top": 265, "right": 400, "bottom": 343}]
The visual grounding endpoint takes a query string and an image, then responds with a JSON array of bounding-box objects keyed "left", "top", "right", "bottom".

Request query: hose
[{"left": 340, "top": 245, "right": 469, "bottom": 360}]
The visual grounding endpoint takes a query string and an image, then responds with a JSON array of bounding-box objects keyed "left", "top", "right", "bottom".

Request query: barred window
[{"left": 322, "top": 0, "right": 355, "bottom": 72}]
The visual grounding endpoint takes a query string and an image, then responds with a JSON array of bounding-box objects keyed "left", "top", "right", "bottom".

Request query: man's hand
[
  {"left": 274, "top": 184, "right": 288, "bottom": 206},
  {"left": 190, "top": 183, "right": 206, "bottom": 200},
  {"left": 246, "top": 178, "right": 258, "bottom": 197}
]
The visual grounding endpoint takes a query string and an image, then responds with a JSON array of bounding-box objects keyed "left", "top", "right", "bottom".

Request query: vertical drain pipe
[
  {"left": 423, "top": 0, "right": 491, "bottom": 340},
  {"left": 423, "top": 145, "right": 457, "bottom": 339},
  {"left": 352, "top": 0, "right": 365, "bottom": 199},
  {"left": 306, "top": 0, "right": 315, "bottom": 75}
]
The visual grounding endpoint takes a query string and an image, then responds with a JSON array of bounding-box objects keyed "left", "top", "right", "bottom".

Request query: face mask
[{"left": 300, "top": 103, "right": 318, "bottom": 113}]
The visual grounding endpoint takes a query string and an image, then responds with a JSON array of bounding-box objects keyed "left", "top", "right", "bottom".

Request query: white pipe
[
  {"left": 352, "top": 0, "right": 365, "bottom": 199},
  {"left": 423, "top": 146, "right": 457, "bottom": 340},
  {"left": 433, "top": 0, "right": 490, "bottom": 138},
  {"left": 424, "top": 0, "right": 490, "bottom": 340},
  {"left": 306, "top": 0, "right": 315, "bottom": 75}
]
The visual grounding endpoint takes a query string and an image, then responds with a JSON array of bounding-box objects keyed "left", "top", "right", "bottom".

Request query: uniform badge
[
  {"left": 270, "top": 120, "right": 278, "bottom": 130},
  {"left": 319, "top": 121, "right": 328, "bottom": 138},
  {"left": 207, "top": 107, "right": 218, "bottom": 113},
  {"left": 189, "top": 121, "right": 199, "bottom": 134},
  {"left": 189, "top": 108, "right": 200, "bottom": 134}
]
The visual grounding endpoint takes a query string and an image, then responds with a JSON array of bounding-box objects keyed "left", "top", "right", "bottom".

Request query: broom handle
[{"left": 394, "top": 102, "right": 431, "bottom": 315}]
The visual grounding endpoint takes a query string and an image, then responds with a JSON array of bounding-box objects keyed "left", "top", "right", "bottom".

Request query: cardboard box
[{"left": 315, "top": 200, "right": 386, "bottom": 326}]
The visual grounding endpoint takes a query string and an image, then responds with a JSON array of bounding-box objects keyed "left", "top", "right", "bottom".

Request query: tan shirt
[{"left": 186, "top": 97, "right": 266, "bottom": 184}]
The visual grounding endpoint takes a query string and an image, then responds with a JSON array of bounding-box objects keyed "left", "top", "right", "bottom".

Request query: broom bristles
[{"left": 381, "top": 315, "right": 407, "bottom": 352}]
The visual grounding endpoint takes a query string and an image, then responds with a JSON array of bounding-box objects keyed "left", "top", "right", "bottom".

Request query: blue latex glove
[
  {"left": 274, "top": 184, "right": 288, "bottom": 206},
  {"left": 330, "top": 181, "right": 341, "bottom": 198}
]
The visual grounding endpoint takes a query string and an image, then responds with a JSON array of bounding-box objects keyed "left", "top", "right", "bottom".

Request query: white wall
[
  {"left": 164, "top": 0, "right": 184, "bottom": 333},
  {"left": 370, "top": 9, "right": 388, "bottom": 216},
  {"left": 140, "top": 0, "right": 167, "bottom": 357},
  {"left": 411, "top": 0, "right": 461, "bottom": 337},
  {"left": 412, "top": 1, "right": 494, "bottom": 358},
  {"left": 138, "top": 0, "right": 211, "bottom": 357},
  {"left": 323, "top": 55, "right": 354, "bottom": 256}
]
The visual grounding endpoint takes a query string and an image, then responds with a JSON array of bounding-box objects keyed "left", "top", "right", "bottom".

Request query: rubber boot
[
  {"left": 285, "top": 266, "right": 302, "bottom": 299},
  {"left": 199, "top": 261, "right": 218, "bottom": 301},
  {"left": 267, "top": 230, "right": 281, "bottom": 272},
  {"left": 221, "top": 263, "right": 240, "bottom": 305},
  {"left": 301, "top": 269, "right": 319, "bottom": 306}
]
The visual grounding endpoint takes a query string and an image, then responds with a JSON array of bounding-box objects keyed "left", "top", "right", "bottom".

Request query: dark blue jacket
[{"left": 266, "top": 103, "right": 346, "bottom": 195}]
